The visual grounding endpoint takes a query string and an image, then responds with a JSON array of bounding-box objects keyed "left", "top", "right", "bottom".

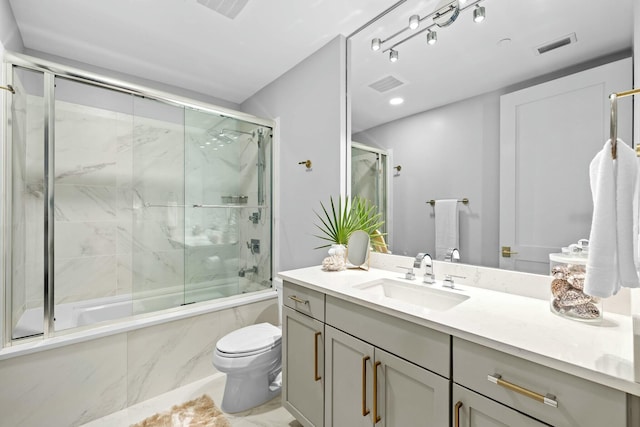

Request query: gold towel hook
[
  {"left": 298, "top": 160, "right": 312, "bottom": 169},
  {"left": 610, "top": 93, "right": 617, "bottom": 159},
  {"left": 0, "top": 85, "right": 15, "bottom": 94}
]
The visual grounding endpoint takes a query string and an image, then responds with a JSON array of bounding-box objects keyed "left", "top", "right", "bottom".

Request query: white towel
[
  {"left": 435, "top": 199, "right": 459, "bottom": 260},
  {"left": 584, "top": 139, "right": 640, "bottom": 298}
]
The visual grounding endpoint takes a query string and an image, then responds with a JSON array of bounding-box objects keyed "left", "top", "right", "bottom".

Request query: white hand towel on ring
[
  {"left": 584, "top": 138, "right": 640, "bottom": 298},
  {"left": 435, "top": 199, "right": 459, "bottom": 260}
]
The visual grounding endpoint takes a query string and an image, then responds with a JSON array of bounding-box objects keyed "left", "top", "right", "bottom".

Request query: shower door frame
[{"left": 2, "top": 51, "right": 276, "bottom": 347}]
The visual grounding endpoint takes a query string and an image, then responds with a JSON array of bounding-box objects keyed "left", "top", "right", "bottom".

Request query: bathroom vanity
[{"left": 279, "top": 265, "right": 640, "bottom": 427}]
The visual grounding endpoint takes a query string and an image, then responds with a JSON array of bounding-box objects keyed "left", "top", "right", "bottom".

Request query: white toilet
[{"left": 212, "top": 279, "right": 283, "bottom": 413}]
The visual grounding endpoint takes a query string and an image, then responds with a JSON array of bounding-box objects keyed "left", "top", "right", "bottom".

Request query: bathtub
[{"left": 12, "top": 279, "right": 250, "bottom": 339}]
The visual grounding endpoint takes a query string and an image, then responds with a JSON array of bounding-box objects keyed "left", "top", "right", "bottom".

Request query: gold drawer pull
[
  {"left": 362, "top": 356, "right": 370, "bottom": 416},
  {"left": 488, "top": 374, "right": 558, "bottom": 408},
  {"left": 314, "top": 332, "right": 322, "bottom": 381},
  {"left": 454, "top": 401, "right": 463, "bottom": 427},
  {"left": 373, "top": 361, "right": 382, "bottom": 423},
  {"left": 288, "top": 295, "right": 309, "bottom": 305}
]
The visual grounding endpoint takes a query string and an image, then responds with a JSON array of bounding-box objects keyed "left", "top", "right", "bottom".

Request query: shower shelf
[{"left": 145, "top": 203, "right": 268, "bottom": 209}]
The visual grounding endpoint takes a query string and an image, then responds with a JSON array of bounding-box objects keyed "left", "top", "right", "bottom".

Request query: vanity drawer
[
  {"left": 453, "top": 337, "right": 627, "bottom": 427},
  {"left": 325, "top": 295, "right": 450, "bottom": 377},
  {"left": 283, "top": 281, "right": 325, "bottom": 321}
]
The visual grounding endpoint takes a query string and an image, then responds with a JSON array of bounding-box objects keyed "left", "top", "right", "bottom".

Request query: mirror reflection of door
[
  {"left": 499, "top": 58, "right": 632, "bottom": 274},
  {"left": 351, "top": 142, "right": 391, "bottom": 249}
]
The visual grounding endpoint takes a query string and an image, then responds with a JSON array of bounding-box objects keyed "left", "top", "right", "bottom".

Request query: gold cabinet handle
[
  {"left": 454, "top": 401, "right": 463, "bottom": 427},
  {"left": 314, "top": 331, "right": 322, "bottom": 381},
  {"left": 373, "top": 361, "right": 382, "bottom": 423},
  {"left": 362, "top": 356, "right": 370, "bottom": 416},
  {"left": 289, "top": 295, "right": 309, "bottom": 305},
  {"left": 488, "top": 374, "right": 558, "bottom": 408},
  {"left": 501, "top": 246, "right": 519, "bottom": 258}
]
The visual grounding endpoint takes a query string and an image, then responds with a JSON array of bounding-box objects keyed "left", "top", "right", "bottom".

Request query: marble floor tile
[{"left": 82, "top": 373, "right": 301, "bottom": 427}]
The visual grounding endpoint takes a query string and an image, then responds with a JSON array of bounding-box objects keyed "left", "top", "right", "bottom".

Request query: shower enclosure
[
  {"left": 351, "top": 142, "right": 390, "bottom": 245},
  {"left": 4, "top": 56, "right": 273, "bottom": 343}
]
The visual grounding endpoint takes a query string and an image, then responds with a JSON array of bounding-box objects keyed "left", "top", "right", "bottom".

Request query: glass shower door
[
  {"left": 351, "top": 144, "right": 388, "bottom": 236},
  {"left": 184, "top": 109, "right": 272, "bottom": 304},
  {"left": 8, "top": 67, "right": 45, "bottom": 340},
  {"left": 131, "top": 96, "right": 186, "bottom": 314}
]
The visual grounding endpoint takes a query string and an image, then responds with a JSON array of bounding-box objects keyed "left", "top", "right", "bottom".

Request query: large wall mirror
[{"left": 347, "top": 0, "right": 634, "bottom": 274}]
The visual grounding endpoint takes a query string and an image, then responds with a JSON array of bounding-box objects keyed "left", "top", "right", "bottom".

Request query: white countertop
[{"left": 278, "top": 265, "right": 640, "bottom": 396}]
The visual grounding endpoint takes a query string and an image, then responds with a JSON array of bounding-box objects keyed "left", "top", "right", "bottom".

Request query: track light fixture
[
  {"left": 426, "top": 30, "right": 437, "bottom": 45},
  {"left": 409, "top": 14, "right": 420, "bottom": 30},
  {"left": 473, "top": 4, "right": 485, "bottom": 23},
  {"left": 370, "top": 0, "right": 485, "bottom": 61}
]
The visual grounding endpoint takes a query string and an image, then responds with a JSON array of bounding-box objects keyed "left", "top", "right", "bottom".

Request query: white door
[{"left": 499, "top": 58, "right": 632, "bottom": 273}]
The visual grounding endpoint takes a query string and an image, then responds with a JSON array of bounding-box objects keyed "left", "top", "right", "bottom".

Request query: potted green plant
[{"left": 314, "top": 196, "right": 384, "bottom": 252}]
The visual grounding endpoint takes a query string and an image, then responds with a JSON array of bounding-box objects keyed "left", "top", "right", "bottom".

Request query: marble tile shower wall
[
  {"left": 20, "top": 99, "right": 188, "bottom": 310},
  {"left": 184, "top": 127, "right": 271, "bottom": 295},
  {"left": 131, "top": 115, "right": 185, "bottom": 312},
  {"left": 51, "top": 102, "right": 132, "bottom": 306}
]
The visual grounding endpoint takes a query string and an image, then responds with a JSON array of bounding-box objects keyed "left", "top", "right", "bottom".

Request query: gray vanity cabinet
[
  {"left": 324, "top": 298, "right": 450, "bottom": 427},
  {"left": 453, "top": 337, "right": 628, "bottom": 427},
  {"left": 452, "top": 384, "right": 547, "bottom": 427},
  {"left": 325, "top": 324, "right": 449, "bottom": 427},
  {"left": 282, "top": 283, "right": 326, "bottom": 427}
]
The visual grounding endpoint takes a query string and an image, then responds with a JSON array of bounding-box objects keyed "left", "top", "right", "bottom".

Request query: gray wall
[
  {"left": 242, "top": 35, "right": 346, "bottom": 272},
  {"left": 354, "top": 90, "right": 502, "bottom": 267}
]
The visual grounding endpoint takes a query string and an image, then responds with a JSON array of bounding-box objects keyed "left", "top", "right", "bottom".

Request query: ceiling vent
[
  {"left": 196, "top": 0, "right": 249, "bottom": 19},
  {"left": 535, "top": 33, "right": 577, "bottom": 55},
  {"left": 369, "top": 75, "right": 405, "bottom": 93}
]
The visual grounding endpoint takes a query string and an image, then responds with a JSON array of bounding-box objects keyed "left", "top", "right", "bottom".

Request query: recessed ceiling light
[{"left": 389, "top": 97, "right": 404, "bottom": 106}]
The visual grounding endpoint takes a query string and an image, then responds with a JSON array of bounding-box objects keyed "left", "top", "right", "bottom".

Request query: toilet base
[{"left": 220, "top": 368, "right": 282, "bottom": 413}]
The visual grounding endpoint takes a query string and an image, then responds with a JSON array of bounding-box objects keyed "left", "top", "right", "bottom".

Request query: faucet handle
[
  {"left": 443, "top": 274, "right": 466, "bottom": 288},
  {"left": 397, "top": 266, "right": 416, "bottom": 280}
]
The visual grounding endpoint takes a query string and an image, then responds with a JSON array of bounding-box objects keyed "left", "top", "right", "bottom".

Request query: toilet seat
[{"left": 216, "top": 323, "right": 282, "bottom": 358}]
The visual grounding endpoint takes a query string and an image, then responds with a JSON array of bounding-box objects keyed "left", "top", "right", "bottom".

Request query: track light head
[
  {"left": 371, "top": 38, "right": 381, "bottom": 51},
  {"left": 389, "top": 49, "right": 399, "bottom": 62},
  {"left": 427, "top": 30, "right": 437, "bottom": 45},
  {"left": 473, "top": 5, "right": 485, "bottom": 23},
  {"left": 409, "top": 15, "right": 420, "bottom": 30}
]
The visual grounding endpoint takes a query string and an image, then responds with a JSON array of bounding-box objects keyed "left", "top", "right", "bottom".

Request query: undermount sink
[{"left": 355, "top": 278, "right": 469, "bottom": 311}]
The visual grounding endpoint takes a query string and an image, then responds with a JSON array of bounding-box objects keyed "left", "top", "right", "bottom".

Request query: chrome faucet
[
  {"left": 444, "top": 248, "right": 460, "bottom": 263},
  {"left": 415, "top": 253, "right": 435, "bottom": 284}
]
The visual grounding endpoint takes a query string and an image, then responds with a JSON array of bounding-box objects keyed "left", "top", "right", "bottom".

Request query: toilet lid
[{"left": 216, "top": 323, "right": 282, "bottom": 356}]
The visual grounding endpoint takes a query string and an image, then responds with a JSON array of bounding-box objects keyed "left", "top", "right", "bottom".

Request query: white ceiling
[
  {"left": 351, "top": 0, "right": 634, "bottom": 132},
  {"left": 8, "top": 0, "right": 393, "bottom": 104},
  {"left": 7, "top": 0, "right": 635, "bottom": 131}
]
